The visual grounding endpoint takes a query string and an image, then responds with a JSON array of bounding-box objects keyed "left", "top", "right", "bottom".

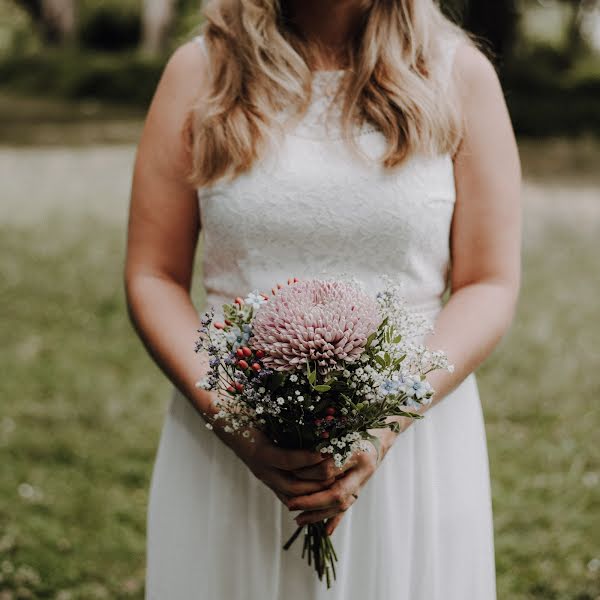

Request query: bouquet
[{"left": 195, "top": 277, "right": 452, "bottom": 587}]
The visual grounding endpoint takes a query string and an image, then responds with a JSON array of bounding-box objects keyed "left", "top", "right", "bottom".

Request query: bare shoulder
[
  {"left": 136, "top": 39, "right": 210, "bottom": 181},
  {"left": 452, "top": 42, "right": 504, "bottom": 103},
  {"left": 154, "top": 39, "right": 210, "bottom": 106}
]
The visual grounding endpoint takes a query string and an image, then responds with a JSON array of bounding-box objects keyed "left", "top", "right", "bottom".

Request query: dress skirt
[{"left": 145, "top": 372, "right": 496, "bottom": 599}]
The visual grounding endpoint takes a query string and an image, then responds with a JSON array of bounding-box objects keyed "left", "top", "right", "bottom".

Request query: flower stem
[{"left": 283, "top": 521, "right": 338, "bottom": 588}]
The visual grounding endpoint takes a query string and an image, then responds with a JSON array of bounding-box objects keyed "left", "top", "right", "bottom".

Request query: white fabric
[{"left": 146, "top": 34, "right": 496, "bottom": 599}]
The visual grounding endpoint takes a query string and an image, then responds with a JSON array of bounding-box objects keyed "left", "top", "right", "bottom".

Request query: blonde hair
[{"left": 186, "top": 0, "right": 467, "bottom": 188}]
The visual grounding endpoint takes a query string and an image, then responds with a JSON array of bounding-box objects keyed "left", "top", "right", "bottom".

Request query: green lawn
[{"left": 1, "top": 173, "right": 599, "bottom": 598}]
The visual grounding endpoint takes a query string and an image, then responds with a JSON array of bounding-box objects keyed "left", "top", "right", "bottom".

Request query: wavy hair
[{"left": 186, "top": 0, "right": 468, "bottom": 188}]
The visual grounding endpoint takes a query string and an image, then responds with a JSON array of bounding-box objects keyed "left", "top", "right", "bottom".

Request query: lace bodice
[{"left": 194, "top": 36, "right": 459, "bottom": 315}]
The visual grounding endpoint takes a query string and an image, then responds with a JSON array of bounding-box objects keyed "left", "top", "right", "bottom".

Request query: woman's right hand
[{"left": 213, "top": 424, "right": 336, "bottom": 506}]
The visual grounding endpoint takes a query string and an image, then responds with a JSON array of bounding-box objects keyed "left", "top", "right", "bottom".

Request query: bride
[{"left": 125, "top": 0, "right": 521, "bottom": 598}]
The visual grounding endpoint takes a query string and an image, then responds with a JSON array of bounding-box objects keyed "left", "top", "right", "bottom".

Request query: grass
[{"left": 0, "top": 157, "right": 599, "bottom": 598}]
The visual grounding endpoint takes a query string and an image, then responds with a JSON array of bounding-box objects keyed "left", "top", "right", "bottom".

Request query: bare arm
[
  {"left": 125, "top": 42, "right": 209, "bottom": 416},
  {"left": 419, "top": 43, "right": 522, "bottom": 409},
  {"left": 125, "top": 42, "right": 328, "bottom": 499}
]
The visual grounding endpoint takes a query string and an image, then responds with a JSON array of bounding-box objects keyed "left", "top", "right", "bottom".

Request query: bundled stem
[{"left": 284, "top": 522, "right": 338, "bottom": 588}]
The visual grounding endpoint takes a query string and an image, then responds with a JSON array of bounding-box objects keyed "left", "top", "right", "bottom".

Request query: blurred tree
[
  {"left": 441, "top": 0, "right": 519, "bottom": 58},
  {"left": 142, "top": 0, "right": 177, "bottom": 55},
  {"left": 14, "top": 0, "right": 76, "bottom": 45},
  {"left": 562, "top": 0, "right": 597, "bottom": 57},
  {"left": 79, "top": 1, "right": 141, "bottom": 52}
]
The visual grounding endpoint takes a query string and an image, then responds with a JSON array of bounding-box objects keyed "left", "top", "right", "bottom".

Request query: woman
[{"left": 125, "top": 0, "right": 521, "bottom": 598}]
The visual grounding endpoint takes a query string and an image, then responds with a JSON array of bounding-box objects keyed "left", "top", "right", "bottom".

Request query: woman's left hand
[{"left": 286, "top": 423, "right": 407, "bottom": 535}]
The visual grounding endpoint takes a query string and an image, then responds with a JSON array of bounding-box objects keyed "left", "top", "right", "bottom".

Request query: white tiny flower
[
  {"left": 205, "top": 422, "right": 213, "bottom": 430},
  {"left": 244, "top": 290, "right": 267, "bottom": 310},
  {"left": 277, "top": 397, "right": 285, "bottom": 405},
  {"left": 289, "top": 374, "right": 298, "bottom": 383}
]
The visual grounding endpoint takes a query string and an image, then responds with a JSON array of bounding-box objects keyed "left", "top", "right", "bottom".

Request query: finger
[
  {"left": 287, "top": 469, "right": 362, "bottom": 512},
  {"left": 293, "top": 455, "right": 357, "bottom": 481},
  {"left": 295, "top": 506, "right": 344, "bottom": 526},
  {"left": 265, "top": 470, "right": 336, "bottom": 499},
  {"left": 325, "top": 514, "right": 345, "bottom": 535},
  {"left": 295, "top": 496, "right": 356, "bottom": 524},
  {"left": 261, "top": 446, "right": 327, "bottom": 471},
  {"left": 296, "top": 487, "right": 360, "bottom": 526}
]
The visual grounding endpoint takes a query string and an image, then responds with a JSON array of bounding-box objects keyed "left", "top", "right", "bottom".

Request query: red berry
[
  {"left": 325, "top": 415, "right": 334, "bottom": 422},
  {"left": 325, "top": 407, "right": 336, "bottom": 416},
  {"left": 226, "top": 385, "right": 235, "bottom": 393},
  {"left": 234, "top": 297, "right": 244, "bottom": 306},
  {"left": 242, "top": 347, "right": 252, "bottom": 357},
  {"left": 255, "top": 350, "right": 265, "bottom": 359},
  {"left": 237, "top": 359, "right": 249, "bottom": 370},
  {"left": 236, "top": 348, "right": 245, "bottom": 358},
  {"left": 293, "top": 277, "right": 299, "bottom": 283},
  {"left": 314, "top": 419, "right": 323, "bottom": 426},
  {"left": 260, "top": 293, "right": 269, "bottom": 301},
  {"left": 271, "top": 287, "right": 278, "bottom": 295},
  {"left": 214, "top": 322, "right": 225, "bottom": 329},
  {"left": 234, "top": 382, "right": 244, "bottom": 392},
  {"left": 251, "top": 363, "right": 261, "bottom": 372},
  {"left": 320, "top": 431, "right": 330, "bottom": 439},
  {"left": 224, "top": 319, "right": 232, "bottom": 326}
]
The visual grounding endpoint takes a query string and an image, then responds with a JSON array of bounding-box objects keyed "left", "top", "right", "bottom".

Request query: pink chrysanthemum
[{"left": 251, "top": 280, "right": 381, "bottom": 372}]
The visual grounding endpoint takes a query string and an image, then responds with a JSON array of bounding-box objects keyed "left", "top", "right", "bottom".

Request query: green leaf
[
  {"left": 374, "top": 355, "right": 386, "bottom": 369},
  {"left": 366, "top": 331, "right": 377, "bottom": 348},
  {"left": 389, "top": 421, "right": 402, "bottom": 433},
  {"left": 313, "top": 384, "right": 331, "bottom": 393},
  {"left": 306, "top": 363, "right": 317, "bottom": 385}
]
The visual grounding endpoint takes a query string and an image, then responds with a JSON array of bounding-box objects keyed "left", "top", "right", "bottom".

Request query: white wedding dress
[{"left": 145, "top": 35, "right": 496, "bottom": 599}]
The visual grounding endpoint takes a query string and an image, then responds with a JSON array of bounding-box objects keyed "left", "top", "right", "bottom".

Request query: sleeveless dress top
[{"left": 145, "top": 35, "right": 497, "bottom": 599}]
